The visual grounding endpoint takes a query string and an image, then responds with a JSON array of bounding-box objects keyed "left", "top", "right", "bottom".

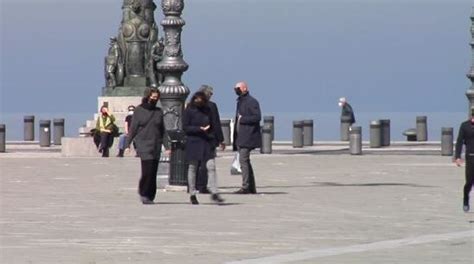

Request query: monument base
[{"left": 102, "top": 86, "right": 148, "bottom": 97}]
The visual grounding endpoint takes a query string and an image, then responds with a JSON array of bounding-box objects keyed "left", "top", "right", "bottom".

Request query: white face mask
[
  {"left": 128, "top": 111, "right": 134, "bottom": 115},
  {"left": 338, "top": 102, "right": 343, "bottom": 107}
]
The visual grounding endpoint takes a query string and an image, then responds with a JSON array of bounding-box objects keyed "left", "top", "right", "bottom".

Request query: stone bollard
[
  {"left": 416, "top": 116, "right": 428, "bottom": 141},
  {"left": 263, "top": 116, "right": 275, "bottom": 141},
  {"left": 380, "top": 119, "right": 391, "bottom": 147},
  {"left": 303, "top": 120, "right": 314, "bottom": 146},
  {"left": 261, "top": 124, "right": 272, "bottom": 154},
  {"left": 221, "top": 119, "right": 231, "bottom": 146},
  {"left": 39, "top": 120, "right": 51, "bottom": 147},
  {"left": 293, "top": 120, "right": 304, "bottom": 148},
  {"left": 24, "top": 115, "right": 35, "bottom": 141},
  {"left": 370, "top": 120, "right": 382, "bottom": 148},
  {"left": 53, "top": 118, "right": 65, "bottom": 145},
  {"left": 441, "top": 127, "right": 454, "bottom": 156},
  {"left": 0, "top": 124, "right": 5, "bottom": 153},
  {"left": 349, "top": 126, "right": 362, "bottom": 155},
  {"left": 340, "top": 116, "right": 352, "bottom": 141}
]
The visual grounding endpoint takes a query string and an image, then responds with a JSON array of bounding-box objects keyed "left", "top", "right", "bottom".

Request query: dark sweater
[{"left": 455, "top": 120, "right": 474, "bottom": 159}]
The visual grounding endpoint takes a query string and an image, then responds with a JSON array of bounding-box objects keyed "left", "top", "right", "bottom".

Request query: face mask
[
  {"left": 194, "top": 100, "right": 205, "bottom": 107},
  {"left": 149, "top": 99, "right": 158, "bottom": 105},
  {"left": 235, "top": 88, "right": 243, "bottom": 96},
  {"left": 128, "top": 111, "right": 134, "bottom": 115}
]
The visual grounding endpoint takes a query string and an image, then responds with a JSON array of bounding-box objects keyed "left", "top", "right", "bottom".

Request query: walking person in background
[
  {"left": 233, "top": 81, "right": 261, "bottom": 194},
  {"left": 454, "top": 110, "right": 474, "bottom": 212},
  {"left": 183, "top": 91, "right": 225, "bottom": 205},
  {"left": 95, "top": 105, "right": 116, "bottom": 158},
  {"left": 338, "top": 97, "right": 356, "bottom": 126},
  {"left": 125, "top": 88, "right": 167, "bottom": 205},
  {"left": 195, "top": 85, "right": 226, "bottom": 194},
  {"left": 117, "top": 105, "right": 135, "bottom": 157}
]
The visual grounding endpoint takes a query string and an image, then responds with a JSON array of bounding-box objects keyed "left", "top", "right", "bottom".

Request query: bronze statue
[{"left": 104, "top": 0, "right": 162, "bottom": 95}]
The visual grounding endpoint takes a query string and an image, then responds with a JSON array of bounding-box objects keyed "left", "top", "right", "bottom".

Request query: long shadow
[
  {"left": 220, "top": 182, "right": 434, "bottom": 190},
  {"left": 153, "top": 202, "right": 242, "bottom": 206},
  {"left": 313, "top": 182, "right": 434, "bottom": 188},
  {"left": 221, "top": 191, "right": 288, "bottom": 195}
]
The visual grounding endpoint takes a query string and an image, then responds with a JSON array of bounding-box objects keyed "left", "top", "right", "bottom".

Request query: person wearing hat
[
  {"left": 117, "top": 105, "right": 136, "bottom": 157},
  {"left": 454, "top": 108, "right": 474, "bottom": 212},
  {"left": 194, "top": 85, "right": 225, "bottom": 193},
  {"left": 338, "top": 97, "right": 355, "bottom": 125}
]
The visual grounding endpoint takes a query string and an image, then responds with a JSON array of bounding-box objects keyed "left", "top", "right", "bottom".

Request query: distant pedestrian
[
  {"left": 194, "top": 85, "right": 226, "bottom": 194},
  {"left": 117, "top": 105, "right": 135, "bottom": 157},
  {"left": 125, "top": 88, "right": 167, "bottom": 204},
  {"left": 183, "top": 91, "right": 225, "bottom": 205},
  {"left": 454, "top": 110, "right": 474, "bottom": 212},
  {"left": 95, "top": 105, "right": 117, "bottom": 158},
  {"left": 338, "top": 97, "right": 355, "bottom": 125},
  {"left": 233, "top": 81, "right": 261, "bottom": 194}
]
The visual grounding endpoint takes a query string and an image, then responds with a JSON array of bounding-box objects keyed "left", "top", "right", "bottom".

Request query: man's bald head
[{"left": 235, "top": 81, "right": 249, "bottom": 95}]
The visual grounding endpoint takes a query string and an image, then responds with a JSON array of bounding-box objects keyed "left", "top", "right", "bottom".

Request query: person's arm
[
  {"left": 239, "top": 100, "right": 262, "bottom": 125},
  {"left": 455, "top": 123, "right": 465, "bottom": 160},
  {"left": 211, "top": 103, "right": 224, "bottom": 144}
]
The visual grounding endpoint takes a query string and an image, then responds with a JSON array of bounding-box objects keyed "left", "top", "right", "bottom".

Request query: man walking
[
  {"left": 338, "top": 97, "right": 356, "bottom": 125},
  {"left": 455, "top": 110, "right": 474, "bottom": 212},
  {"left": 233, "top": 81, "right": 261, "bottom": 194}
]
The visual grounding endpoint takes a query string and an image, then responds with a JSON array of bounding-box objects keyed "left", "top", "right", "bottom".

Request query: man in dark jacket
[
  {"left": 233, "top": 81, "right": 261, "bottom": 194},
  {"left": 339, "top": 97, "right": 355, "bottom": 125},
  {"left": 454, "top": 111, "right": 474, "bottom": 212},
  {"left": 195, "top": 85, "right": 225, "bottom": 193}
]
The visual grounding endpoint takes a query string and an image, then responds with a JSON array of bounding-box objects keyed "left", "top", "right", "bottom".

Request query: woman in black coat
[
  {"left": 183, "top": 92, "right": 224, "bottom": 205},
  {"left": 125, "top": 88, "right": 166, "bottom": 204}
]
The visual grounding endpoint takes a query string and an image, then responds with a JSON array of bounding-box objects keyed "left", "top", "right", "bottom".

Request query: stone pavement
[{"left": 0, "top": 150, "right": 473, "bottom": 263}]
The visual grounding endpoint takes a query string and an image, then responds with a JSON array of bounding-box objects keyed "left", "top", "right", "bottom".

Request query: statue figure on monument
[
  {"left": 148, "top": 37, "right": 165, "bottom": 87},
  {"left": 104, "top": 37, "right": 124, "bottom": 88}
]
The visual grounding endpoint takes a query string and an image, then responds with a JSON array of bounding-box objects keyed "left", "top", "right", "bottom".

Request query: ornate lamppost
[{"left": 157, "top": 0, "right": 190, "bottom": 186}]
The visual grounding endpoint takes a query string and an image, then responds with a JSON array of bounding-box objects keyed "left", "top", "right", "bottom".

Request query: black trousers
[
  {"left": 464, "top": 156, "right": 474, "bottom": 205},
  {"left": 99, "top": 132, "right": 112, "bottom": 157},
  {"left": 196, "top": 164, "right": 208, "bottom": 191},
  {"left": 140, "top": 159, "right": 159, "bottom": 201}
]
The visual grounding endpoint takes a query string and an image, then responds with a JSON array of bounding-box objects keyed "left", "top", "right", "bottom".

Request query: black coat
[
  {"left": 233, "top": 93, "right": 262, "bottom": 150},
  {"left": 208, "top": 101, "right": 224, "bottom": 148},
  {"left": 183, "top": 105, "right": 215, "bottom": 162},
  {"left": 455, "top": 120, "right": 474, "bottom": 159},
  {"left": 341, "top": 103, "right": 356, "bottom": 124},
  {"left": 126, "top": 102, "right": 165, "bottom": 161}
]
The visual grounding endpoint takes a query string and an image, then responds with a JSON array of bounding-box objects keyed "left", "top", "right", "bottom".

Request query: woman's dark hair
[
  {"left": 142, "top": 87, "right": 160, "bottom": 103},
  {"left": 189, "top": 91, "right": 208, "bottom": 106}
]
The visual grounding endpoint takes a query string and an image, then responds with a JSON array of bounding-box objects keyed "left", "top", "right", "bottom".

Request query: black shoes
[
  {"left": 117, "top": 149, "right": 124, "bottom": 158},
  {"left": 140, "top": 196, "right": 154, "bottom": 205},
  {"left": 463, "top": 203, "right": 470, "bottom": 212},
  {"left": 211, "top": 194, "right": 225, "bottom": 204},
  {"left": 190, "top": 195, "right": 199, "bottom": 205},
  {"left": 234, "top": 188, "right": 251, "bottom": 194}
]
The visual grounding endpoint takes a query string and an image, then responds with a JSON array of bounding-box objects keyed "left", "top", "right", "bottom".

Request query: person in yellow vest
[{"left": 95, "top": 106, "right": 116, "bottom": 157}]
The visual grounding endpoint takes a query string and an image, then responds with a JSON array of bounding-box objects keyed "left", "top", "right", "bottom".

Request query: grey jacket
[{"left": 126, "top": 102, "right": 165, "bottom": 161}]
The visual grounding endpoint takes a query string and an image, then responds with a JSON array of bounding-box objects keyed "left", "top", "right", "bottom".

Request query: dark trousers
[
  {"left": 196, "top": 163, "right": 209, "bottom": 192},
  {"left": 239, "top": 148, "right": 257, "bottom": 193},
  {"left": 464, "top": 156, "right": 474, "bottom": 205},
  {"left": 139, "top": 159, "right": 159, "bottom": 201},
  {"left": 99, "top": 132, "right": 112, "bottom": 157}
]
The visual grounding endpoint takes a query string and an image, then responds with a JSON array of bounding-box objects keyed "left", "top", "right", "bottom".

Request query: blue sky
[{"left": 1, "top": 0, "right": 473, "bottom": 115}]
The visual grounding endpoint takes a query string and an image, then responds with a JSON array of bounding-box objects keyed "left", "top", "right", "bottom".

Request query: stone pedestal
[{"left": 102, "top": 86, "right": 149, "bottom": 97}]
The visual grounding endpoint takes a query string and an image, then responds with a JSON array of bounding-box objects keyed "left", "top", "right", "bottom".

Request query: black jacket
[
  {"left": 183, "top": 105, "right": 215, "bottom": 162},
  {"left": 126, "top": 102, "right": 165, "bottom": 161},
  {"left": 341, "top": 103, "right": 355, "bottom": 124},
  {"left": 208, "top": 101, "right": 224, "bottom": 148},
  {"left": 233, "top": 93, "right": 262, "bottom": 150},
  {"left": 455, "top": 120, "right": 474, "bottom": 159}
]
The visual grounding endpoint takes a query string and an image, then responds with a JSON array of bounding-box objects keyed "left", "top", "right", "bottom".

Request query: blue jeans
[{"left": 118, "top": 134, "right": 127, "bottom": 150}]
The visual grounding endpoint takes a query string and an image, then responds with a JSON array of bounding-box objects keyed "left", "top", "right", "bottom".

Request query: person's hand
[
  {"left": 200, "top": 125, "right": 210, "bottom": 131},
  {"left": 455, "top": 158, "right": 464, "bottom": 167},
  {"left": 238, "top": 115, "right": 242, "bottom": 121},
  {"left": 219, "top": 143, "right": 226, "bottom": 151}
]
